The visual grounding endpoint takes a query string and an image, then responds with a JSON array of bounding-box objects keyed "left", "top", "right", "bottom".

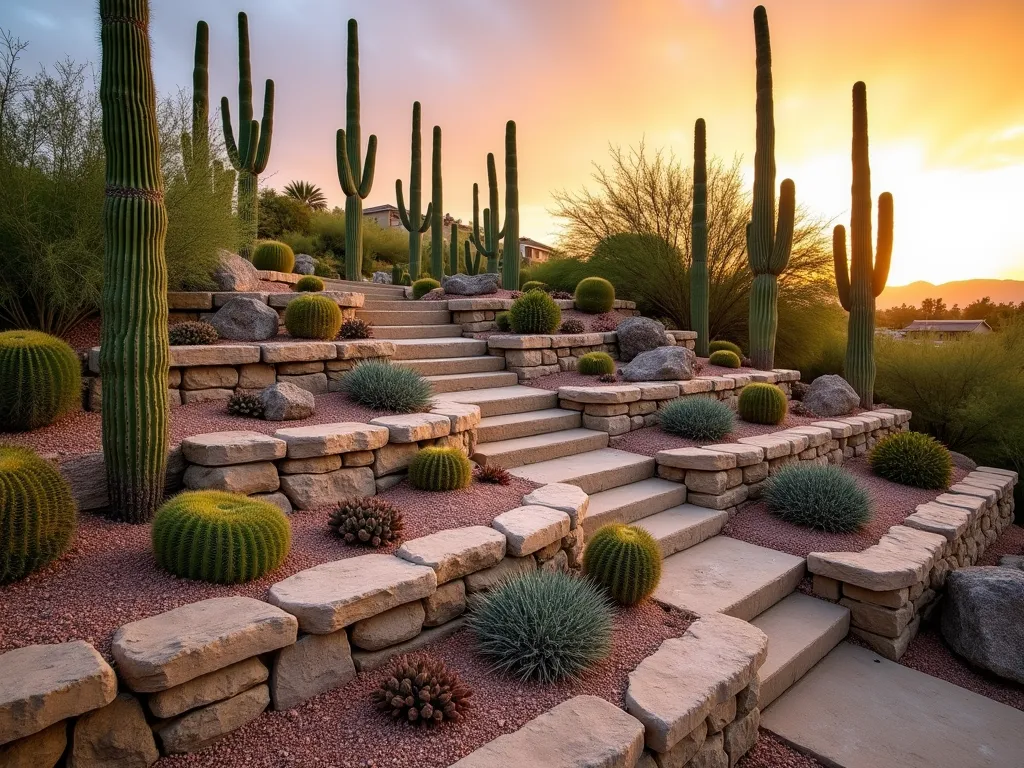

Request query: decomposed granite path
[{"left": 761, "top": 641, "right": 1024, "bottom": 768}]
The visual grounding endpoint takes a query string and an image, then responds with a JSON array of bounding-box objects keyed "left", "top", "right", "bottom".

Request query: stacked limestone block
[
  {"left": 369, "top": 405, "right": 481, "bottom": 491},
  {"left": 181, "top": 431, "right": 290, "bottom": 511},
  {"left": 450, "top": 297, "right": 639, "bottom": 334},
  {"left": 166, "top": 288, "right": 362, "bottom": 325}
]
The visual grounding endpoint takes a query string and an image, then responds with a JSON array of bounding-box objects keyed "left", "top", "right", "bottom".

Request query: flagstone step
[
  {"left": 362, "top": 299, "right": 431, "bottom": 311},
  {"left": 583, "top": 478, "right": 688, "bottom": 538},
  {"left": 508, "top": 449, "right": 656, "bottom": 495},
  {"left": 394, "top": 355, "right": 506, "bottom": 376},
  {"left": 323, "top": 279, "right": 408, "bottom": 297},
  {"left": 357, "top": 309, "right": 452, "bottom": 326},
  {"left": 390, "top": 337, "right": 488, "bottom": 360},
  {"left": 476, "top": 408, "right": 582, "bottom": 444},
  {"left": 426, "top": 371, "right": 519, "bottom": 394},
  {"left": 372, "top": 324, "right": 464, "bottom": 339},
  {"left": 472, "top": 428, "right": 609, "bottom": 469},
  {"left": 634, "top": 504, "right": 729, "bottom": 558},
  {"left": 433, "top": 386, "right": 559, "bottom": 418}
]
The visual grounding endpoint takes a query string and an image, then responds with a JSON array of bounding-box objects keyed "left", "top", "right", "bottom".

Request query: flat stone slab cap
[
  {"left": 703, "top": 376, "right": 736, "bottom": 391},
  {"left": 548, "top": 332, "right": 605, "bottom": 349},
  {"left": 968, "top": 470, "right": 1015, "bottom": 491},
  {"left": 861, "top": 410, "right": 896, "bottom": 428},
  {"left": 396, "top": 526, "right": 507, "bottom": 583},
  {"left": 110, "top": 597, "right": 297, "bottom": 692},
  {"left": 335, "top": 339, "right": 395, "bottom": 359},
  {"left": 180, "top": 431, "right": 286, "bottom": 466},
  {"left": 369, "top": 413, "right": 451, "bottom": 442},
  {"left": 772, "top": 369, "right": 802, "bottom": 382},
  {"left": 782, "top": 425, "right": 833, "bottom": 447},
  {"left": 808, "top": 542, "right": 933, "bottom": 591},
  {"left": 976, "top": 465, "right": 1018, "bottom": 482},
  {"left": 492, "top": 505, "right": 571, "bottom": 556},
  {"left": 447, "top": 298, "right": 511, "bottom": 311},
  {"left": 0, "top": 641, "right": 117, "bottom": 745},
  {"left": 268, "top": 290, "right": 363, "bottom": 308},
  {"left": 486, "top": 335, "right": 553, "bottom": 349},
  {"left": 635, "top": 381, "right": 681, "bottom": 400},
  {"left": 948, "top": 483, "right": 998, "bottom": 504},
  {"left": 626, "top": 614, "right": 768, "bottom": 753},
  {"left": 558, "top": 385, "right": 642, "bottom": 404},
  {"left": 429, "top": 402, "right": 482, "bottom": 432},
  {"left": 274, "top": 422, "right": 389, "bottom": 458},
  {"left": 810, "top": 420, "right": 855, "bottom": 438},
  {"left": 679, "top": 379, "right": 715, "bottom": 394},
  {"left": 521, "top": 483, "right": 590, "bottom": 529},
  {"left": 737, "top": 434, "right": 793, "bottom": 459},
  {"left": 656, "top": 446, "right": 737, "bottom": 471},
  {"left": 766, "top": 431, "right": 810, "bottom": 453},
  {"left": 93, "top": 345, "right": 261, "bottom": 372},
  {"left": 451, "top": 694, "right": 645, "bottom": 768},
  {"left": 703, "top": 443, "right": 765, "bottom": 467},
  {"left": 260, "top": 341, "right": 338, "bottom": 364},
  {"left": 267, "top": 554, "right": 436, "bottom": 633},
  {"left": 903, "top": 502, "right": 971, "bottom": 541},
  {"left": 933, "top": 492, "right": 986, "bottom": 515}
]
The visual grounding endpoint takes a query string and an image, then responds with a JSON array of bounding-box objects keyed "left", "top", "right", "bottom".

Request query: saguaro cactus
[
  {"left": 690, "top": 118, "right": 710, "bottom": 357},
  {"left": 746, "top": 5, "right": 795, "bottom": 371},
  {"left": 98, "top": 0, "right": 169, "bottom": 523},
  {"left": 448, "top": 221, "right": 460, "bottom": 276},
  {"left": 502, "top": 121, "right": 521, "bottom": 292},
  {"left": 463, "top": 243, "right": 480, "bottom": 275},
  {"left": 396, "top": 101, "right": 431, "bottom": 281},
  {"left": 834, "top": 82, "right": 893, "bottom": 409},
  {"left": 429, "top": 126, "right": 444, "bottom": 281},
  {"left": 221, "top": 12, "right": 274, "bottom": 261},
  {"left": 470, "top": 154, "right": 502, "bottom": 275},
  {"left": 336, "top": 18, "right": 377, "bottom": 281}
]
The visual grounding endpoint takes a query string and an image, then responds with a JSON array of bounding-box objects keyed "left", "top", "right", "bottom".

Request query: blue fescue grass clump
[
  {"left": 657, "top": 397, "right": 735, "bottom": 441},
  {"left": 763, "top": 464, "right": 872, "bottom": 532},
  {"left": 340, "top": 361, "right": 432, "bottom": 413}
]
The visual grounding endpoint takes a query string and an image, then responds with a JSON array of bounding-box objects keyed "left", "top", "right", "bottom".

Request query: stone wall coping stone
[
  {"left": 257, "top": 269, "right": 300, "bottom": 284},
  {"left": 949, "top": 483, "right": 998, "bottom": 504},
  {"left": 274, "top": 422, "right": 390, "bottom": 458},
  {"left": 933, "top": 493, "right": 985, "bottom": 514},
  {"left": 396, "top": 526, "right": 507, "bottom": 584},
  {"left": 656, "top": 447, "right": 738, "bottom": 471},
  {"left": 703, "top": 444, "right": 765, "bottom": 467},
  {"left": 260, "top": 341, "right": 338, "bottom": 364},
  {"left": 811, "top": 420, "right": 855, "bottom": 438},
  {"left": 429, "top": 402, "right": 482, "bottom": 432},
  {"left": 369, "top": 413, "right": 452, "bottom": 443},
  {"left": 521, "top": 484, "right": 589, "bottom": 529},
  {"left": 89, "top": 345, "right": 264, "bottom": 373},
  {"left": 486, "top": 335, "right": 553, "bottom": 350},
  {"left": 781, "top": 426, "right": 832, "bottom": 447},
  {"left": 737, "top": 435, "right": 794, "bottom": 459},
  {"left": 772, "top": 369, "right": 802, "bottom": 382},
  {"left": 667, "top": 329, "right": 698, "bottom": 340},
  {"left": 704, "top": 376, "right": 737, "bottom": 391},
  {"left": 491, "top": 505, "right": 572, "bottom": 557},
  {"left": 845, "top": 414, "right": 883, "bottom": 431},
  {"left": 267, "top": 291, "right": 363, "bottom": 309},
  {"left": 976, "top": 465, "right": 1018, "bottom": 482},
  {"left": 680, "top": 379, "right": 715, "bottom": 394},
  {"left": 168, "top": 291, "right": 214, "bottom": 310},
  {"left": 723, "top": 373, "right": 753, "bottom": 387},
  {"left": 180, "top": 431, "right": 287, "bottom": 466},
  {"left": 448, "top": 298, "right": 510, "bottom": 311},
  {"left": 874, "top": 407, "right": 912, "bottom": 423},
  {"left": 558, "top": 385, "right": 642, "bottom": 404},
  {"left": 548, "top": 333, "right": 605, "bottom": 349},
  {"left": 213, "top": 291, "right": 271, "bottom": 307},
  {"left": 748, "top": 371, "right": 779, "bottom": 383},
  {"left": 965, "top": 470, "right": 1015, "bottom": 492},
  {"left": 808, "top": 525, "right": 946, "bottom": 590},
  {"left": 335, "top": 339, "right": 396, "bottom": 359},
  {"left": 903, "top": 502, "right": 971, "bottom": 541},
  {"left": 635, "top": 382, "right": 680, "bottom": 400}
]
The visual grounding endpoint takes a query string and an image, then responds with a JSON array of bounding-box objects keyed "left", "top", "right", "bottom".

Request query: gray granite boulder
[
  {"left": 293, "top": 254, "right": 315, "bottom": 275},
  {"left": 261, "top": 382, "right": 315, "bottom": 421},
  {"left": 212, "top": 249, "right": 261, "bottom": 292},
  {"left": 802, "top": 374, "right": 860, "bottom": 417},
  {"left": 940, "top": 566, "right": 1024, "bottom": 684},
  {"left": 211, "top": 297, "right": 279, "bottom": 341},
  {"left": 372, "top": 271, "right": 392, "bottom": 284},
  {"left": 621, "top": 346, "right": 695, "bottom": 381},
  {"left": 442, "top": 272, "right": 500, "bottom": 296},
  {"left": 616, "top": 317, "right": 670, "bottom": 362},
  {"left": 999, "top": 555, "right": 1024, "bottom": 571}
]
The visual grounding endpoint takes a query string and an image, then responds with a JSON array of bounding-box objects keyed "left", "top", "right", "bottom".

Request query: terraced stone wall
[
  {"left": 449, "top": 297, "right": 640, "bottom": 334},
  {"left": 167, "top": 288, "right": 362, "bottom": 325}
]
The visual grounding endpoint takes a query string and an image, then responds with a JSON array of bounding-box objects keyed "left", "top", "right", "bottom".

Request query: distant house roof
[
  {"left": 363, "top": 204, "right": 399, "bottom": 214},
  {"left": 520, "top": 237, "right": 554, "bottom": 251},
  {"left": 902, "top": 319, "right": 992, "bottom": 333}
]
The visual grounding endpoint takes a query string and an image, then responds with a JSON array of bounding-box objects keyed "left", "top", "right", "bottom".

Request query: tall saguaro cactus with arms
[
  {"left": 396, "top": 101, "right": 431, "bottom": 281},
  {"left": 470, "top": 154, "right": 502, "bottom": 275},
  {"left": 98, "top": 0, "right": 169, "bottom": 523},
  {"left": 747, "top": 5, "right": 795, "bottom": 371},
  {"left": 429, "top": 126, "right": 444, "bottom": 281},
  {"left": 221, "top": 12, "right": 274, "bottom": 261},
  {"left": 502, "top": 121, "right": 521, "bottom": 291},
  {"left": 834, "top": 82, "right": 893, "bottom": 409},
  {"left": 690, "top": 118, "right": 710, "bottom": 357},
  {"left": 336, "top": 18, "right": 377, "bottom": 281}
]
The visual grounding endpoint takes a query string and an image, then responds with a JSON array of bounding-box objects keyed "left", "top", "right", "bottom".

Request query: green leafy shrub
[
  {"left": 738, "top": 383, "right": 788, "bottom": 425},
  {"left": 509, "top": 290, "right": 561, "bottom": 334},
  {"left": 559, "top": 318, "right": 585, "bottom": 334},
  {"left": 577, "top": 351, "right": 616, "bottom": 376},
  {"left": 284, "top": 294, "right": 342, "bottom": 340},
  {"left": 252, "top": 240, "right": 296, "bottom": 273},
  {"left": 763, "top": 464, "right": 872, "bottom": 532},
  {"left": 328, "top": 497, "right": 404, "bottom": 547},
  {"left": 574, "top": 276, "right": 616, "bottom": 314},
  {"left": 372, "top": 655, "right": 472, "bottom": 726},
  {"left": 495, "top": 311, "right": 511, "bottom": 332},
  {"left": 709, "top": 340, "right": 743, "bottom": 357},
  {"left": 708, "top": 349, "right": 741, "bottom": 369},
  {"left": 1, "top": 446, "right": 76, "bottom": 584},
  {"left": 869, "top": 432, "right": 953, "bottom": 490},
  {"left": 227, "top": 392, "right": 264, "bottom": 419},
  {"left": 408, "top": 447, "right": 472, "bottom": 492},
  {"left": 658, "top": 397, "right": 735, "bottom": 441},
  {"left": 151, "top": 491, "right": 291, "bottom": 583},
  {"left": 0, "top": 330, "right": 81, "bottom": 432},
  {"left": 413, "top": 278, "right": 440, "bottom": 299},
  {"left": 339, "top": 318, "right": 373, "bottom": 340},
  {"left": 296, "top": 275, "right": 325, "bottom": 292},
  {"left": 468, "top": 570, "right": 613, "bottom": 682},
  {"left": 340, "top": 361, "right": 432, "bottom": 413},
  {"left": 522, "top": 281, "right": 547, "bottom": 293},
  {"left": 168, "top": 321, "right": 218, "bottom": 346},
  {"left": 583, "top": 523, "right": 662, "bottom": 605}
]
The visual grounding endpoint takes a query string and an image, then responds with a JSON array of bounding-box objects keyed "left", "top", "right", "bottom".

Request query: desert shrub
[
  {"left": 372, "top": 654, "right": 472, "bottom": 726},
  {"left": 709, "top": 340, "right": 742, "bottom": 357},
  {"left": 738, "top": 383, "right": 788, "bottom": 425},
  {"left": 468, "top": 570, "right": 612, "bottom": 683},
  {"left": 252, "top": 240, "right": 296, "bottom": 273},
  {"left": 340, "top": 361, "right": 431, "bottom": 413},
  {"left": 296, "top": 275, "right": 324, "bottom": 292},
  {"left": 763, "top": 464, "right": 872, "bottom": 532},
  {"left": 408, "top": 447, "right": 472, "bottom": 492},
  {"left": 583, "top": 524, "right": 662, "bottom": 605},
  {"left": 658, "top": 397, "right": 735, "bottom": 441},
  {"left": 257, "top": 189, "right": 311, "bottom": 241},
  {"left": 168, "top": 321, "right": 218, "bottom": 346},
  {"left": 559, "top": 318, "right": 585, "bottom": 334},
  {"left": 278, "top": 230, "right": 317, "bottom": 257},
  {"left": 339, "top": 318, "right": 373, "bottom": 340},
  {"left": 577, "top": 351, "right": 616, "bottom": 376},
  {"left": 473, "top": 464, "right": 512, "bottom": 486},
  {"left": 869, "top": 432, "right": 953, "bottom": 490},
  {"left": 227, "top": 392, "right": 264, "bottom": 419},
  {"left": 328, "top": 497, "right": 404, "bottom": 547},
  {"left": 413, "top": 278, "right": 440, "bottom": 299},
  {"left": 509, "top": 290, "right": 561, "bottom": 334},
  {"left": 574, "top": 276, "right": 616, "bottom": 314},
  {"left": 521, "top": 280, "right": 547, "bottom": 293},
  {"left": 284, "top": 294, "right": 342, "bottom": 340},
  {"left": 592, "top": 313, "right": 619, "bottom": 332},
  {"left": 708, "top": 349, "right": 741, "bottom": 369},
  {"left": 550, "top": 290, "right": 573, "bottom": 300},
  {"left": 495, "top": 312, "right": 511, "bottom": 332},
  {"left": 152, "top": 491, "right": 291, "bottom": 583},
  {"left": 0, "top": 446, "right": 76, "bottom": 584},
  {"left": 0, "top": 330, "right": 81, "bottom": 432}
]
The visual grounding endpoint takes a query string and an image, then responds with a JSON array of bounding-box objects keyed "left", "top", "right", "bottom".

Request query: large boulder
[
  {"left": 940, "top": 567, "right": 1024, "bottom": 684},
  {"left": 212, "top": 249, "right": 261, "bottom": 292},
  {"left": 372, "top": 271, "right": 392, "bottom": 284},
  {"left": 211, "top": 297, "right": 279, "bottom": 341},
  {"left": 616, "top": 317, "right": 670, "bottom": 362},
  {"left": 621, "top": 345, "right": 695, "bottom": 382},
  {"left": 442, "top": 272, "right": 500, "bottom": 296},
  {"left": 802, "top": 374, "right": 860, "bottom": 417},
  {"left": 260, "top": 382, "right": 315, "bottom": 421},
  {"left": 293, "top": 254, "right": 315, "bottom": 275}
]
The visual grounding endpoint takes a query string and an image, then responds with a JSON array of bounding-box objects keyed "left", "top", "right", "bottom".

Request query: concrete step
[
  {"left": 634, "top": 504, "right": 729, "bottom": 558},
  {"left": 390, "top": 338, "right": 488, "bottom": 360},
  {"left": 426, "top": 371, "right": 519, "bottom": 394},
  {"left": 362, "top": 299, "right": 425, "bottom": 311},
  {"left": 357, "top": 309, "right": 452, "bottom": 326},
  {"left": 372, "top": 325, "right": 463, "bottom": 339},
  {"left": 472, "top": 428, "right": 609, "bottom": 469},
  {"left": 583, "top": 478, "right": 688, "bottom": 538},
  {"left": 653, "top": 536, "right": 806, "bottom": 621},
  {"left": 476, "top": 408, "right": 582, "bottom": 444},
  {"left": 394, "top": 356, "right": 505, "bottom": 376},
  {"left": 433, "top": 386, "right": 559, "bottom": 418},
  {"left": 751, "top": 593, "right": 850, "bottom": 709},
  {"left": 509, "top": 449, "right": 656, "bottom": 495},
  {"left": 323, "top": 279, "right": 407, "bottom": 297}
]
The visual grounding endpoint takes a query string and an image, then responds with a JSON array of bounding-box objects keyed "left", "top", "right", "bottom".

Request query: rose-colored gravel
[
  {"left": 737, "top": 730, "right": 825, "bottom": 768},
  {"left": 722, "top": 458, "right": 969, "bottom": 557},
  {"left": 609, "top": 415, "right": 830, "bottom": 457},
  {"left": 154, "top": 603, "right": 693, "bottom": 768},
  {"left": 60, "top": 315, "right": 103, "bottom": 352},
  {"left": 258, "top": 279, "right": 294, "bottom": 293}
]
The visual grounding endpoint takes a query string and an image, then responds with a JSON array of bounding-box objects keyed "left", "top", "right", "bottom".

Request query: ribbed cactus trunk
[
  {"left": 237, "top": 171, "right": 257, "bottom": 257},
  {"left": 448, "top": 222, "right": 460, "bottom": 276},
  {"left": 99, "top": 0, "right": 169, "bottom": 524},
  {"left": 464, "top": 243, "right": 480, "bottom": 275},
  {"left": 429, "top": 126, "right": 444, "bottom": 281},
  {"left": 502, "top": 121, "right": 520, "bottom": 291},
  {"left": 746, "top": 5, "right": 795, "bottom": 371},
  {"left": 690, "top": 118, "right": 710, "bottom": 358},
  {"left": 471, "top": 153, "right": 502, "bottom": 275},
  {"left": 396, "top": 101, "right": 430, "bottom": 281},
  {"left": 834, "top": 82, "right": 893, "bottom": 409},
  {"left": 182, "top": 21, "right": 210, "bottom": 186}
]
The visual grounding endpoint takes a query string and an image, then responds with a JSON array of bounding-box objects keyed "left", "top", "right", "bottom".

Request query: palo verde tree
[
  {"left": 396, "top": 101, "right": 431, "bottom": 280},
  {"left": 690, "top": 118, "right": 710, "bottom": 357}
]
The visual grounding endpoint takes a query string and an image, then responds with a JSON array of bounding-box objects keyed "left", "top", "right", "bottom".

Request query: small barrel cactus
[
  {"left": 738, "top": 383, "right": 788, "bottom": 425},
  {"left": 412, "top": 278, "right": 440, "bottom": 299},
  {"left": 408, "top": 447, "right": 472, "bottom": 491},
  {"left": 1, "top": 446, "right": 76, "bottom": 584},
  {"left": 574, "top": 276, "right": 615, "bottom": 314},
  {"left": 168, "top": 321, "right": 219, "bottom": 346},
  {"left": 339, "top": 318, "right": 373, "bottom": 339},
  {"left": 869, "top": 431, "right": 953, "bottom": 490},
  {"left": 708, "top": 349, "right": 741, "bottom": 369},
  {"left": 0, "top": 330, "right": 81, "bottom": 432},
  {"left": 296, "top": 275, "right": 325, "bottom": 292},
  {"left": 583, "top": 523, "right": 663, "bottom": 605},
  {"left": 559, "top": 318, "right": 585, "bottom": 334},
  {"left": 509, "top": 290, "right": 561, "bottom": 334},
  {"left": 521, "top": 280, "right": 547, "bottom": 293},
  {"left": 285, "top": 294, "right": 343, "bottom": 340},
  {"left": 495, "top": 311, "right": 511, "bottom": 332},
  {"left": 708, "top": 340, "right": 743, "bottom": 357},
  {"left": 328, "top": 497, "right": 404, "bottom": 547},
  {"left": 577, "top": 351, "right": 616, "bottom": 376},
  {"left": 152, "top": 491, "right": 291, "bottom": 583},
  {"left": 227, "top": 392, "right": 264, "bottom": 419},
  {"left": 252, "top": 240, "right": 296, "bottom": 273},
  {"left": 372, "top": 654, "right": 473, "bottom": 726}
]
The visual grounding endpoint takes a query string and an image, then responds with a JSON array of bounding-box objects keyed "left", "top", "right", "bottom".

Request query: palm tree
[{"left": 284, "top": 180, "right": 328, "bottom": 211}]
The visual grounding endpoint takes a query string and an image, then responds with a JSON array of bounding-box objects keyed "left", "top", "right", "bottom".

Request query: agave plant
[{"left": 283, "top": 180, "right": 328, "bottom": 211}]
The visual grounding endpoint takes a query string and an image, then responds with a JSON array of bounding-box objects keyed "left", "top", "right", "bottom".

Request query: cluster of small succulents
[
  {"left": 328, "top": 497, "right": 404, "bottom": 547},
  {"left": 549, "top": 290, "right": 573, "bottom": 300},
  {"left": 597, "top": 373, "right": 618, "bottom": 383},
  {"left": 591, "top": 313, "right": 619, "bottom": 333},
  {"left": 168, "top": 321, "right": 219, "bottom": 346},
  {"left": 338, "top": 318, "right": 373, "bottom": 340},
  {"left": 559, "top": 318, "right": 585, "bottom": 335},
  {"left": 371, "top": 654, "right": 472, "bottom": 726},
  {"left": 473, "top": 464, "right": 512, "bottom": 486},
  {"left": 340, "top": 361, "right": 432, "bottom": 413},
  {"left": 227, "top": 392, "right": 265, "bottom": 419}
]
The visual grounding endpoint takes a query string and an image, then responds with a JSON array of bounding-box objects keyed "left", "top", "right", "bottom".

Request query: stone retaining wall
[
  {"left": 808, "top": 466, "right": 1018, "bottom": 660},
  {"left": 167, "top": 287, "right": 362, "bottom": 325},
  {"left": 448, "top": 297, "right": 639, "bottom": 334}
]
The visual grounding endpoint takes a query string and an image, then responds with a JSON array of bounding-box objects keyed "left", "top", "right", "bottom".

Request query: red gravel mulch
[
  {"left": 737, "top": 730, "right": 825, "bottom": 768},
  {"left": 722, "top": 458, "right": 970, "bottom": 557},
  {"left": 60, "top": 315, "right": 103, "bottom": 352},
  {"left": 258, "top": 279, "right": 294, "bottom": 293},
  {"left": 155, "top": 604, "right": 694, "bottom": 768},
  {"left": 610, "top": 415, "right": 830, "bottom": 456}
]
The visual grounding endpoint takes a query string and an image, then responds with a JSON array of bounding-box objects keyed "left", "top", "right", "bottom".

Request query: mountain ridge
[{"left": 878, "top": 279, "right": 1024, "bottom": 310}]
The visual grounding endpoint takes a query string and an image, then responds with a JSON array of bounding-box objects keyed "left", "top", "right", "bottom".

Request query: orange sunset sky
[{"left": 8, "top": 0, "right": 1024, "bottom": 285}]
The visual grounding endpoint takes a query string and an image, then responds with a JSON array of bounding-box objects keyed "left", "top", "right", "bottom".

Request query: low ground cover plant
[
  {"left": 372, "top": 654, "right": 472, "bottom": 727},
  {"left": 583, "top": 523, "right": 662, "bottom": 605},
  {"left": 340, "top": 361, "right": 432, "bottom": 413},
  {"left": 559, "top": 318, "right": 585, "bottom": 334},
  {"left": 227, "top": 392, "right": 264, "bottom": 419},
  {"left": 869, "top": 431, "right": 953, "bottom": 490},
  {"left": 473, "top": 464, "right": 512, "bottom": 486},
  {"left": 763, "top": 464, "right": 872, "bottom": 532},
  {"left": 658, "top": 397, "right": 735, "bottom": 441},
  {"left": 338, "top": 318, "right": 373, "bottom": 340}
]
